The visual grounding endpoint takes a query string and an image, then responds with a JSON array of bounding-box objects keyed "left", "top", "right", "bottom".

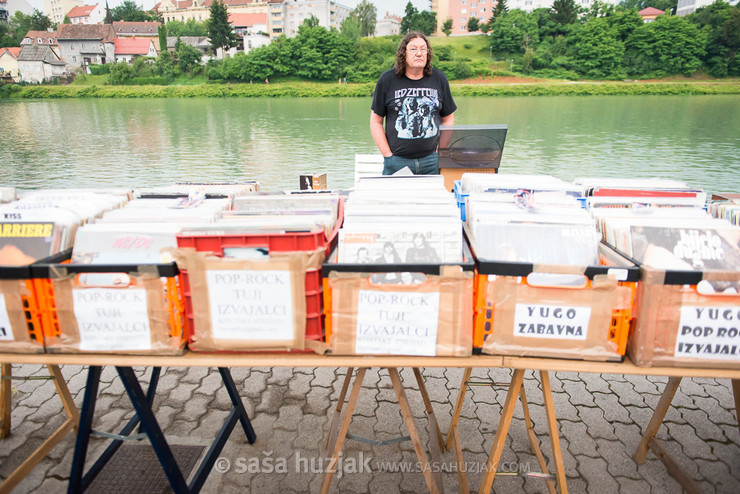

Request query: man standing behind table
[{"left": 370, "top": 31, "right": 457, "bottom": 175}]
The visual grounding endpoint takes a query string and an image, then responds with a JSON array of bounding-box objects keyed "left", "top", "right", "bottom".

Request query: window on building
[
  {"left": 72, "top": 56, "right": 76, "bottom": 62},
  {"left": 461, "top": 8, "right": 467, "bottom": 13},
  {"left": 70, "top": 44, "right": 74, "bottom": 49},
  {"left": 472, "top": 2, "right": 477, "bottom": 6},
  {"left": 461, "top": 17, "right": 466, "bottom": 22}
]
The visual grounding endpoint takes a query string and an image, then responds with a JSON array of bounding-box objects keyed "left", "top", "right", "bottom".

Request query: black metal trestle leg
[{"left": 67, "top": 366, "right": 257, "bottom": 494}]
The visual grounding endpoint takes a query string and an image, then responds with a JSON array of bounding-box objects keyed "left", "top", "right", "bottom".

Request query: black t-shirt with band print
[{"left": 371, "top": 68, "right": 457, "bottom": 159}]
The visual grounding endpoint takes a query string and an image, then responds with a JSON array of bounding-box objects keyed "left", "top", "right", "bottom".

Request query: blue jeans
[{"left": 383, "top": 152, "right": 439, "bottom": 175}]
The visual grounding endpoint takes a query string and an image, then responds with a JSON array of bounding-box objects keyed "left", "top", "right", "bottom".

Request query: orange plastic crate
[
  {"left": 473, "top": 275, "right": 636, "bottom": 356},
  {"left": 31, "top": 258, "right": 186, "bottom": 352}
]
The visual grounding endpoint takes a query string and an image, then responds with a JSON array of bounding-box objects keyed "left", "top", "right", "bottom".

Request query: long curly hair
[{"left": 393, "top": 31, "right": 433, "bottom": 78}]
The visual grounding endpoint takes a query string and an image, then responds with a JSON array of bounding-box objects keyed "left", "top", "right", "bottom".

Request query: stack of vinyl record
[
  {"left": 709, "top": 194, "right": 740, "bottom": 227},
  {"left": 582, "top": 179, "right": 740, "bottom": 276},
  {"left": 337, "top": 175, "right": 463, "bottom": 264},
  {"left": 461, "top": 173, "right": 583, "bottom": 197},
  {"left": 0, "top": 189, "right": 129, "bottom": 265},
  {"left": 463, "top": 174, "right": 599, "bottom": 265},
  {"left": 575, "top": 177, "right": 706, "bottom": 209}
]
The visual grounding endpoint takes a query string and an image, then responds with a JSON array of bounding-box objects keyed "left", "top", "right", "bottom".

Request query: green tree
[
  {"left": 490, "top": 9, "right": 539, "bottom": 54},
  {"left": 293, "top": 22, "right": 353, "bottom": 80},
  {"left": 207, "top": 0, "right": 238, "bottom": 57},
  {"left": 400, "top": 2, "right": 417, "bottom": 34},
  {"left": 304, "top": 15, "right": 320, "bottom": 28},
  {"left": 625, "top": 14, "right": 706, "bottom": 77},
  {"left": 570, "top": 18, "right": 625, "bottom": 78},
  {"left": 467, "top": 17, "right": 480, "bottom": 32},
  {"left": 158, "top": 24, "right": 167, "bottom": 53},
  {"left": 688, "top": 1, "right": 739, "bottom": 76},
  {"left": 442, "top": 18, "right": 453, "bottom": 36},
  {"left": 107, "top": 61, "right": 134, "bottom": 84},
  {"left": 551, "top": 0, "right": 579, "bottom": 25},
  {"left": 62, "top": 16, "right": 71, "bottom": 24},
  {"left": 155, "top": 49, "right": 175, "bottom": 79},
  {"left": 493, "top": 0, "right": 509, "bottom": 19},
  {"left": 165, "top": 19, "right": 208, "bottom": 37},
  {"left": 175, "top": 39, "right": 203, "bottom": 74},
  {"left": 110, "top": 0, "right": 154, "bottom": 22},
  {"left": 30, "top": 9, "right": 54, "bottom": 31},
  {"left": 354, "top": 0, "right": 377, "bottom": 37},
  {"left": 340, "top": 14, "right": 361, "bottom": 42}
]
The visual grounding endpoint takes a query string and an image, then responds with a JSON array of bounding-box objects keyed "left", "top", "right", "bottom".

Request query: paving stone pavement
[{"left": 1, "top": 365, "right": 739, "bottom": 493}]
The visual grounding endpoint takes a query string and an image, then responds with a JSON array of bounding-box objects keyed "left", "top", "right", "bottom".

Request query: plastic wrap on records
[{"left": 338, "top": 228, "right": 462, "bottom": 264}]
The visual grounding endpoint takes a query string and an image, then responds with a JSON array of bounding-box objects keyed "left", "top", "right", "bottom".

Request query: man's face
[{"left": 405, "top": 37, "right": 428, "bottom": 71}]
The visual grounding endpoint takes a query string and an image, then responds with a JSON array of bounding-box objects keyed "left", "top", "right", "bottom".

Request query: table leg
[
  {"left": 445, "top": 367, "right": 472, "bottom": 451},
  {"left": 412, "top": 367, "right": 444, "bottom": 491},
  {"left": 0, "top": 364, "right": 80, "bottom": 493},
  {"left": 0, "top": 363, "right": 10, "bottom": 439},
  {"left": 68, "top": 365, "right": 103, "bottom": 494},
  {"left": 449, "top": 423, "right": 469, "bottom": 494},
  {"left": 519, "top": 383, "right": 556, "bottom": 494},
  {"left": 116, "top": 366, "right": 189, "bottom": 493},
  {"left": 413, "top": 368, "right": 445, "bottom": 453},
  {"left": 325, "top": 367, "right": 354, "bottom": 453},
  {"left": 321, "top": 367, "right": 366, "bottom": 494},
  {"left": 48, "top": 364, "right": 80, "bottom": 432},
  {"left": 218, "top": 367, "right": 256, "bottom": 443},
  {"left": 634, "top": 376, "right": 681, "bottom": 464},
  {"left": 732, "top": 379, "right": 740, "bottom": 436},
  {"left": 478, "top": 368, "right": 524, "bottom": 494},
  {"left": 540, "top": 371, "right": 567, "bottom": 494},
  {"left": 389, "top": 367, "right": 441, "bottom": 494}
]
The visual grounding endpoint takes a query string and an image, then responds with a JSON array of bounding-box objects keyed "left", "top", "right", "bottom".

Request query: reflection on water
[{"left": 0, "top": 95, "right": 738, "bottom": 193}]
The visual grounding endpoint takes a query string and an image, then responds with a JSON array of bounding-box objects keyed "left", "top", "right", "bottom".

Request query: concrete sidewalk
[{"left": 1, "top": 364, "right": 738, "bottom": 493}]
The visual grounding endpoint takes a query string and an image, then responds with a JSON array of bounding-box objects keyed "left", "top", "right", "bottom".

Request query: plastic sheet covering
[
  {"left": 0, "top": 279, "right": 44, "bottom": 354},
  {"left": 326, "top": 266, "right": 473, "bottom": 357},
  {"left": 480, "top": 273, "right": 632, "bottom": 361},
  {"left": 628, "top": 267, "right": 740, "bottom": 369},
  {"left": 45, "top": 266, "right": 185, "bottom": 355},
  {"left": 173, "top": 248, "right": 312, "bottom": 352}
]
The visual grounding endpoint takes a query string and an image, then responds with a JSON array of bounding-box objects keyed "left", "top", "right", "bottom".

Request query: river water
[{"left": 1, "top": 95, "right": 738, "bottom": 193}]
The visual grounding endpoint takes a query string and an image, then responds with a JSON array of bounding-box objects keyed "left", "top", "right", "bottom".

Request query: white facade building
[
  {"left": 280, "top": 0, "right": 352, "bottom": 37},
  {"left": 375, "top": 12, "right": 401, "bottom": 37},
  {"left": 44, "top": 0, "right": 84, "bottom": 25},
  {"left": 676, "top": 0, "right": 737, "bottom": 16}
]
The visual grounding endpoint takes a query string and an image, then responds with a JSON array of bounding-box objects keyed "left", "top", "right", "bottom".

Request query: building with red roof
[
  {"left": 66, "top": 3, "right": 104, "bottom": 25},
  {"left": 228, "top": 12, "right": 268, "bottom": 35},
  {"left": 114, "top": 38, "right": 159, "bottom": 63},
  {"left": 0, "top": 46, "right": 22, "bottom": 81},
  {"left": 638, "top": 7, "right": 665, "bottom": 22}
]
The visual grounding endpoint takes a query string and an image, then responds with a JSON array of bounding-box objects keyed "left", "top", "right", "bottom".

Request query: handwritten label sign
[
  {"left": 355, "top": 290, "right": 440, "bottom": 356},
  {"left": 73, "top": 288, "right": 151, "bottom": 351},
  {"left": 206, "top": 270, "right": 294, "bottom": 341},
  {"left": 675, "top": 306, "right": 740, "bottom": 361},
  {"left": 514, "top": 303, "right": 591, "bottom": 340},
  {"left": 0, "top": 294, "right": 14, "bottom": 341}
]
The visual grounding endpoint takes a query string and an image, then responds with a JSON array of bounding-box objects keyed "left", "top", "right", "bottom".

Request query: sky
[{"left": 26, "top": 0, "right": 431, "bottom": 18}]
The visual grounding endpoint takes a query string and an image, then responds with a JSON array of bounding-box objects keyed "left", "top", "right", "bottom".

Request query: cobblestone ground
[{"left": 1, "top": 365, "right": 739, "bottom": 493}]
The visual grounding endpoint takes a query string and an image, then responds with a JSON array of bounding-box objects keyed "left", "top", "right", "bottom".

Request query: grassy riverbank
[{"left": 2, "top": 80, "right": 740, "bottom": 99}]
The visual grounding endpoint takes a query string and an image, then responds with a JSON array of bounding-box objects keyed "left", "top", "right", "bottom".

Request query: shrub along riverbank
[{"left": 2, "top": 81, "right": 740, "bottom": 99}]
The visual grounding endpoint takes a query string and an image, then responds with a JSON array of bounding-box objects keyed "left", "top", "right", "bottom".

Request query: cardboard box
[
  {"left": 174, "top": 248, "right": 319, "bottom": 352},
  {"left": 628, "top": 267, "right": 740, "bottom": 369},
  {"left": 476, "top": 243, "right": 639, "bottom": 361},
  {"left": 322, "top": 243, "right": 476, "bottom": 357},
  {"left": 36, "top": 261, "right": 186, "bottom": 355}
]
